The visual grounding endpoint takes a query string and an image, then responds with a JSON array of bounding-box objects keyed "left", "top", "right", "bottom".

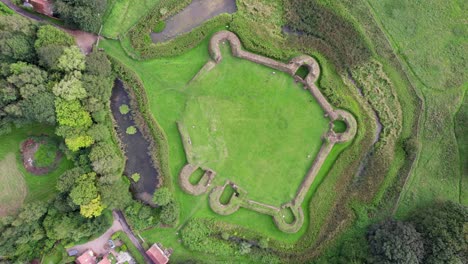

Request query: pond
[
  {"left": 110, "top": 79, "right": 160, "bottom": 204},
  {"left": 150, "top": 0, "right": 237, "bottom": 43}
]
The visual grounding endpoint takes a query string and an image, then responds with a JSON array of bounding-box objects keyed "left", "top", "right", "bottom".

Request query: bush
[
  {"left": 152, "top": 187, "right": 173, "bottom": 206},
  {"left": 119, "top": 104, "right": 130, "bottom": 114},
  {"left": 160, "top": 201, "right": 179, "bottom": 225},
  {"left": 153, "top": 21, "right": 166, "bottom": 33},
  {"left": 221, "top": 232, "right": 230, "bottom": 240},
  {"left": 34, "top": 141, "right": 58, "bottom": 167},
  {"left": 126, "top": 126, "right": 137, "bottom": 135}
]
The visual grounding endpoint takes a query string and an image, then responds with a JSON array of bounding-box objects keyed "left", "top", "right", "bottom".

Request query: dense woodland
[
  {"left": 0, "top": 14, "right": 174, "bottom": 261},
  {"left": 0, "top": 0, "right": 466, "bottom": 263}
]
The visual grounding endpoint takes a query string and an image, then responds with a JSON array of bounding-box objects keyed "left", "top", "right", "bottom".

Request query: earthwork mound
[{"left": 20, "top": 137, "right": 62, "bottom": 175}]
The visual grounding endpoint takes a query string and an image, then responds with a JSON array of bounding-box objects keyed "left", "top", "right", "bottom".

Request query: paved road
[
  {"left": 115, "top": 210, "right": 155, "bottom": 264},
  {"left": 0, "top": 0, "right": 98, "bottom": 54}
]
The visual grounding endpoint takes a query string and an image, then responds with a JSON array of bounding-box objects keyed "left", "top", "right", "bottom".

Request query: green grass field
[
  {"left": 0, "top": 154, "right": 27, "bottom": 216},
  {"left": 99, "top": 37, "right": 350, "bottom": 248},
  {"left": 366, "top": 0, "right": 468, "bottom": 215},
  {"left": 181, "top": 44, "right": 328, "bottom": 206},
  {"left": 0, "top": 124, "right": 74, "bottom": 213},
  {"left": 102, "top": 0, "right": 161, "bottom": 38}
]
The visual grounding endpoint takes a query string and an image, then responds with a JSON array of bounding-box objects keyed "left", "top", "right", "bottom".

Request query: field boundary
[{"left": 177, "top": 31, "right": 357, "bottom": 233}]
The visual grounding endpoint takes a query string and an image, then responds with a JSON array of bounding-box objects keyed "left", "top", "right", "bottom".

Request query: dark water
[
  {"left": 151, "top": 0, "right": 237, "bottom": 43},
  {"left": 110, "top": 79, "right": 159, "bottom": 204}
]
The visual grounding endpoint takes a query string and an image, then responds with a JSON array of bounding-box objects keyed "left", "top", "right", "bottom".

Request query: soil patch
[
  {"left": 110, "top": 79, "right": 160, "bottom": 204},
  {"left": 150, "top": 0, "right": 237, "bottom": 43},
  {"left": 20, "top": 137, "right": 62, "bottom": 175}
]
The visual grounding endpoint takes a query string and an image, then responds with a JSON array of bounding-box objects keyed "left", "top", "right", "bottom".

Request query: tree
[
  {"left": 367, "top": 219, "right": 425, "bottom": 264},
  {"left": 69, "top": 172, "right": 98, "bottom": 206},
  {"left": 37, "top": 45, "right": 65, "bottom": 70},
  {"left": 57, "top": 46, "right": 85, "bottom": 72},
  {"left": 87, "top": 123, "right": 110, "bottom": 142},
  {"left": 152, "top": 187, "right": 173, "bottom": 206},
  {"left": 80, "top": 195, "right": 104, "bottom": 218},
  {"left": 85, "top": 51, "right": 111, "bottom": 76},
  {"left": 53, "top": 72, "right": 87, "bottom": 101},
  {"left": 55, "top": 99, "right": 92, "bottom": 128},
  {"left": 410, "top": 201, "right": 468, "bottom": 264},
  {"left": 21, "top": 92, "right": 56, "bottom": 124},
  {"left": 89, "top": 142, "right": 121, "bottom": 176},
  {"left": 7, "top": 62, "right": 48, "bottom": 99},
  {"left": 0, "top": 16, "right": 36, "bottom": 62},
  {"left": 54, "top": 0, "right": 107, "bottom": 33},
  {"left": 34, "top": 25, "right": 74, "bottom": 49},
  {"left": 82, "top": 74, "right": 113, "bottom": 103},
  {"left": 65, "top": 134, "right": 94, "bottom": 151},
  {"left": 160, "top": 201, "right": 179, "bottom": 225},
  {"left": 99, "top": 179, "right": 132, "bottom": 209}
]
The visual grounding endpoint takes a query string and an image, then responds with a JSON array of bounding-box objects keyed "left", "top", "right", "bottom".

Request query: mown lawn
[
  {"left": 180, "top": 43, "right": 329, "bottom": 206},
  {"left": 366, "top": 0, "right": 468, "bottom": 214},
  {"left": 99, "top": 38, "right": 350, "bottom": 247},
  {"left": 102, "top": 0, "right": 161, "bottom": 38},
  {"left": 0, "top": 124, "right": 73, "bottom": 209}
]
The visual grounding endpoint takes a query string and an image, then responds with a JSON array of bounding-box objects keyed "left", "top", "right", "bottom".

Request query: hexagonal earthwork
[{"left": 178, "top": 31, "right": 356, "bottom": 233}]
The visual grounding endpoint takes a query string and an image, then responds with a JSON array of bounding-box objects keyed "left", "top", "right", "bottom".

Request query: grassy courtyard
[
  {"left": 102, "top": 0, "right": 161, "bottom": 38},
  {"left": 100, "top": 37, "right": 349, "bottom": 243},
  {"left": 0, "top": 124, "right": 74, "bottom": 216},
  {"left": 180, "top": 44, "right": 329, "bottom": 206}
]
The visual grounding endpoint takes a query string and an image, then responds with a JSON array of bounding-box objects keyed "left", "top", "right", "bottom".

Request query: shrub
[
  {"left": 160, "top": 201, "right": 179, "bottom": 225},
  {"left": 258, "top": 237, "right": 269, "bottom": 249},
  {"left": 119, "top": 104, "right": 130, "bottom": 114},
  {"left": 221, "top": 232, "right": 230, "bottom": 240},
  {"left": 153, "top": 21, "right": 166, "bottom": 33},
  {"left": 34, "top": 141, "right": 58, "bottom": 167},
  {"left": 121, "top": 244, "right": 127, "bottom": 251},
  {"left": 152, "top": 187, "right": 173, "bottom": 206},
  {"left": 131, "top": 173, "right": 140, "bottom": 182},
  {"left": 126, "top": 126, "right": 137, "bottom": 135}
]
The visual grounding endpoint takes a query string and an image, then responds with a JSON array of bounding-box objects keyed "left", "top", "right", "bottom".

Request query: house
[
  {"left": 75, "top": 250, "right": 97, "bottom": 264},
  {"left": 97, "top": 254, "right": 112, "bottom": 264},
  {"left": 25, "top": 0, "right": 53, "bottom": 17},
  {"left": 146, "top": 244, "right": 171, "bottom": 264}
]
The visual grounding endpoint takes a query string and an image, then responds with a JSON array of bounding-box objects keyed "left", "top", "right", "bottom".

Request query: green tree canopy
[
  {"left": 152, "top": 187, "right": 173, "bottom": 206},
  {"left": 53, "top": 72, "right": 87, "bottom": 101},
  {"left": 410, "top": 201, "right": 468, "bottom": 264},
  {"left": 34, "top": 25, "right": 74, "bottom": 49},
  {"left": 367, "top": 219, "right": 425, "bottom": 264},
  {"left": 55, "top": 99, "right": 92, "bottom": 128},
  {"left": 69, "top": 172, "right": 98, "bottom": 206},
  {"left": 57, "top": 46, "right": 85, "bottom": 72}
]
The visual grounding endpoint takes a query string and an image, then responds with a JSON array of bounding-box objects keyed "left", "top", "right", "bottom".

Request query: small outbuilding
[{"left": 146, "top": 243, "right": 171, "bottom": 264}]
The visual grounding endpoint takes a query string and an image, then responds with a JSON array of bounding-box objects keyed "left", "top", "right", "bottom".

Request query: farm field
[
  {"left": 102, "top": 0, "right": 161, "bottom": 38},
  {"left": 99, "top": 37, "right": 350, "bottom": 243},
  {"left": 366, "top": 0, "right": 467, "bottom": 215},
  {"left": 0, "top": 124, "right": 74, "bottom": 216}
]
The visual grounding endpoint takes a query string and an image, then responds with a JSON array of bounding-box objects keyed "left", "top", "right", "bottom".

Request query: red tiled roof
[
  {"left": 76, "top": 250, "right": 97, "bottom": 264},
  {"left": 29, "top": 0, "right": 53, "bottom": 16},
  {"left": 146, "top": 244, "right": 169, "bottom": 264},
  {"left": 97, "top": 255, "right": 111, "bottom": 264}
]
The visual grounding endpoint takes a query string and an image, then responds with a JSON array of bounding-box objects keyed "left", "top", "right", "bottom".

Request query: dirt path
[
  {"left": 150, "top": 0, "right": 236, "bottom": 43},
  {"left": 0, "top": 0, "right": 98, "bottom": 54}
]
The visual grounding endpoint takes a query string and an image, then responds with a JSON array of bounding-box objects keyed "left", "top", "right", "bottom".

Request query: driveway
[{"left": 67, "top": 211, "right": 124, "bottom": 256}]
